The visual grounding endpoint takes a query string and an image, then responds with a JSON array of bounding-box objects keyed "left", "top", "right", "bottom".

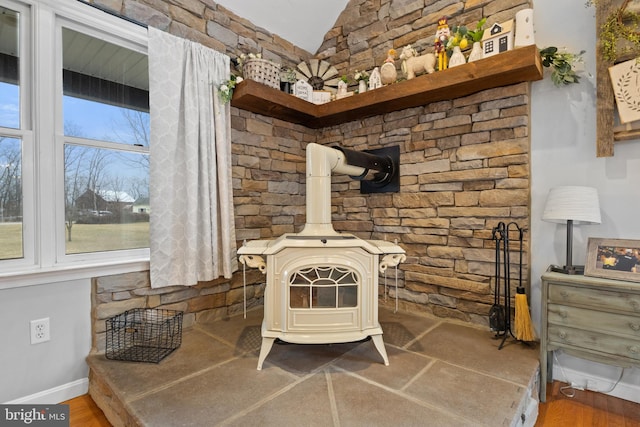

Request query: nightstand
[{"left": 540, "top": 271, "right": 640, "bottom": 402}]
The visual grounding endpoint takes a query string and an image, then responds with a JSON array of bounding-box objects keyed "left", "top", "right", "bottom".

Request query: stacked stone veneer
[
  {"left": 317, "top": 83, "right": 531, "bottom": 322},
  {"left": 89, "top": 0, "right": 533, "bottom": 352}
]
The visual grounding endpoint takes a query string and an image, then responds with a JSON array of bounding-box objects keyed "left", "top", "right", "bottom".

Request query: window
[
  {"left": 0, "top": 136, "right": 22, "bottom": 259},
  {"left": 0, "top": 4, "right": 24, "bottom": 261},
  {"left": 289, "top": 266, "right": 359, "bottom": 309},
  {"left": 62, "top": 27, "right": 149, "bottom": 254},
  {"left": 485, "top": 40, "right": 494, "bottom": 54},
  {"left": 0, "top": 0, "right": 149, "bottom": 284}
]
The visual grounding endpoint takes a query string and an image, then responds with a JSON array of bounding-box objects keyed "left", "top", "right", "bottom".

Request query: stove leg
[
  {"left": 371, "top": 334, "right": 389, "bottom": 366},
  {"left": 257, "top": 337, "right": 276, "bottom": 370}
]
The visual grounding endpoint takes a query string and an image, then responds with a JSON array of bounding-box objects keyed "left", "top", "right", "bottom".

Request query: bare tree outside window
[
  {"left": 0, "top": 137, "right": 22, "bottom": 259},
  {"left": 63, "top": 111, "right": 149, "bottom": 254}
]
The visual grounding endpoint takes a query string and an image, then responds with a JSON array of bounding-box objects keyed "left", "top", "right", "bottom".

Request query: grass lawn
[
  {"left": 0, "top": 222, "right": 149, "bottom": 259},
  {"left": 0, "top": 223, "right": 23, "bottom": 259}
]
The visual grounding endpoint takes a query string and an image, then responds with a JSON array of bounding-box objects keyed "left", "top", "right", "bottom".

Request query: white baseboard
[
  {"left": 4, "top": 378, "right": 88, "bottom": 404},
  {"left": 552, "top": 365, "right": 639, "bottom": 404}
]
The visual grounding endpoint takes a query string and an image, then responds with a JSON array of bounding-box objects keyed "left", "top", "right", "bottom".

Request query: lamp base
[{"left": 550, "top": 264, "right": 584, "bottom": 275}]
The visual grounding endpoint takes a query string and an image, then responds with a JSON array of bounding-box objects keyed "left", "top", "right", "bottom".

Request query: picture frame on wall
[
  {"left": 584, "top": 238, "right": 640, "bottom": 282},
  {"left": 608, "top": 58, "right": 640, "bottom": 124}
]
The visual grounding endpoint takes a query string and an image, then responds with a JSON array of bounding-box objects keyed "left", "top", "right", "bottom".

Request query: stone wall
[
  {"left": 88, "top": 0, "right": 535, "bottom": 352},
  {"left": 92, "top": 0, "right": 311, "bottom": 69},
  {"left": 316, "top": 0, "right": 533, "bottom": 323},
  {"left": 317, "top": 0, "right": 533, "bottom": 78},
  {"left": 318, "top": 83, "right": 531, "bottom": 323}
]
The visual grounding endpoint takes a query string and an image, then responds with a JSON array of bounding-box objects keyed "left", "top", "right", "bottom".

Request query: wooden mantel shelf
[{"left": 231, "top": 44, "right": 543, "bottom": 129}]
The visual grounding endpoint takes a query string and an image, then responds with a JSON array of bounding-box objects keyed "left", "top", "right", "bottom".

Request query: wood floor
[
  {"left": 62, "top": 394, "right": 111, "bottom": 427},
  {"left": 535, "top": 381, "right": 640, "bottom": 426},
  {"left": 64, "top": 381, "right": 640, "bottom": 426}
]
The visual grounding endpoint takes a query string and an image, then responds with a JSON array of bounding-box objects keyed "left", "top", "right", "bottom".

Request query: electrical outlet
[{"left": 30, "top": 318, "right": 50, "bottom": 344}]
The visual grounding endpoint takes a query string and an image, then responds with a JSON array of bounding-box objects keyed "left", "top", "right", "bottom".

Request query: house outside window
[{"left": 0, "top": 0, "right": 150, "bottom": 285}]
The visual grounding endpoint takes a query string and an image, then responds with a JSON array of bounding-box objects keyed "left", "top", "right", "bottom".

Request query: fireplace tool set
[{"left": 490, "top": 221, "right": 534, "bottom": 349}]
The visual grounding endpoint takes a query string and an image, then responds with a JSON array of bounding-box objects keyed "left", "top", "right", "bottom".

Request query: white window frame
[{"left": 0, "top": 0, "right": 150, "bottom": 289}]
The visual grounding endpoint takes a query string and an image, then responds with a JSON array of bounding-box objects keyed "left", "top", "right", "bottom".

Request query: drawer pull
[
  {"left": 560, "top": 290, "right": 569, "bottom": 299},
  {"left": 630, "top": 323, "right": 640, "bottom": 332},
  {"left": 559, "top": 310, "right": 568, "bottom": 319},
  {"left": 629, "top": 346, "right": 639, "bottom": 354},
  {"left": 558, "top": 331, "right": 567, "bottom": 339},
  {"left": 631, "top": 300, "right": 640, "bottom": 311}
]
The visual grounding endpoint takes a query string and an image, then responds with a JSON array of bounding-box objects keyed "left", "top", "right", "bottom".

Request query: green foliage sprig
[
  {"left": 280, "top": 67, "right": 297, "bottom": 83},
  {"left": 466, "top": 18, "right": 487, "bottom": 43},
  {"left": 539, "top": 46, "right": 585, "bottom": 86}
]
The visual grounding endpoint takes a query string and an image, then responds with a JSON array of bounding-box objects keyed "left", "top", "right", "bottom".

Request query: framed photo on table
[{"left": 584, "top": 238, "right": 640, "bottom": 282}]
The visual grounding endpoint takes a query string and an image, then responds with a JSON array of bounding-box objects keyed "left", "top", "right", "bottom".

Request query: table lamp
[{"left": 542, "top": 186, "right": 601, "bottom": 274}]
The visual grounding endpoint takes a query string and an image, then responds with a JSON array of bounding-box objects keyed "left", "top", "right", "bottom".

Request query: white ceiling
[{"left": 214, "top": 0, "right": 349, "bottom": 54}]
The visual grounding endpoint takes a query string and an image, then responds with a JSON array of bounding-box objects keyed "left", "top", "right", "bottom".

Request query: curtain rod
[{"left": 78, "top": 0, "right": 148, "bottom": 29}]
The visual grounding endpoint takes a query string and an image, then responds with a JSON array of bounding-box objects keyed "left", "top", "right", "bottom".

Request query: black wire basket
[{"left": 105, "top": 308, "right": 183, "bottom": 363}]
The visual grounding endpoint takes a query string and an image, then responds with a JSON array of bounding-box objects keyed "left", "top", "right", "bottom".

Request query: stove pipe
[{"left": 299, "top": 143, "right": 365, "bottom": 236}]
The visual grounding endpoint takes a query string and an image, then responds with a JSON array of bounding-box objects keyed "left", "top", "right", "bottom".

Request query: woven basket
[{"left": 242, "top": 58, "right": 281, "bottom": 89}]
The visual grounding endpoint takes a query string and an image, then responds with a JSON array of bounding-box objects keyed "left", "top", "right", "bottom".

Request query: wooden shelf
[{"left": 231, "top": 44, "right": 543, "bottom": 129}]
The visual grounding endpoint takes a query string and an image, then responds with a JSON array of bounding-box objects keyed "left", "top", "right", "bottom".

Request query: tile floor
[{"left": 87, "top": 303, "right": 540, "bottom": 427}]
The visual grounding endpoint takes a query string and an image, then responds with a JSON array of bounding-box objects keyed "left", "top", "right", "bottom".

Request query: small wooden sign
[
  {"left": 609, "top": 58, "right": 640, "bottom": 124},
  {"left": 312, "top": 90, "right": 331, "bottom": 105},
  {"left": 294, "top": 80, "right": 313, "bottom": 102}
]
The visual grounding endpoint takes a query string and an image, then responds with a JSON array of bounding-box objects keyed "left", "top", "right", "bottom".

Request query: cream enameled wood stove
[{"left": 239, "top": 143, "right": 405, "bottom": 370}]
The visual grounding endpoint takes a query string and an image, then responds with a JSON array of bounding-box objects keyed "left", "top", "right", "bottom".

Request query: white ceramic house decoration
[
  {"left": 368, "top": 67, "right": 382, "bottom": 90},
  {"left": 482, "top": 20, "right": 514, "bottom": 59}
]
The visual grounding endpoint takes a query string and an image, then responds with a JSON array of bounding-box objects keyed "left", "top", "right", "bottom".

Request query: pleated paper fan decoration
[{"left": 296, "top": 59, "right": 340, "bottom": 93}]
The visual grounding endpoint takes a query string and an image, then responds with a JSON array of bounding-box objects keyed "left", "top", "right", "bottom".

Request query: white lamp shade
[{"left": 542, "top": 186, "right": 601, "bottom": 225}]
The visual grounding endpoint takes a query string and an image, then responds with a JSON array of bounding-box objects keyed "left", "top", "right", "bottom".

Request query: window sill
[{"left": 0, "top": 258, "right": 150, "bottom": 290}]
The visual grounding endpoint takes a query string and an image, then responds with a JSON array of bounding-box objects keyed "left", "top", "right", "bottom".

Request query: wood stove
[{"left": 239, "top": 143, "right": 405, "bottom": 370}]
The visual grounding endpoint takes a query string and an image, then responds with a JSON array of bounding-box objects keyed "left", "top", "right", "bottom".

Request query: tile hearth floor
[{"left": 87, "top": 303, "right": 540, "bottom": 427}]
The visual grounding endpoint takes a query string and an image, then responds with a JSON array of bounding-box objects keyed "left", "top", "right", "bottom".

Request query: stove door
[
  {"left": 288, "top": 264, "right": 359, "bottom": 330},
  {"left": 271, "top": 247, "right": 377, "bottom": 335}
]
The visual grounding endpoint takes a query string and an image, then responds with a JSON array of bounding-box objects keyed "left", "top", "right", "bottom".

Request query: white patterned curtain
[{"left": 148, "top": 27, "right": 237, "bottom": 288}]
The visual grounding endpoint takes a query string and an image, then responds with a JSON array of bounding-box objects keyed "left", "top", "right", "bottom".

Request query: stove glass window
[{"left": 289, "top": 266, "right": 359, "bottom": 309}]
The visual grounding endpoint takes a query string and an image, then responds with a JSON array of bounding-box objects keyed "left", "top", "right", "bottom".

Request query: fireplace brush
[{"left": 512, "top": 224, "right": 536, "bottom": 342}]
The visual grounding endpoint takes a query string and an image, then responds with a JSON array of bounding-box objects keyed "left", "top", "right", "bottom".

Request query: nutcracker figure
[{"left": 434, "top": 16, "right": 451, "bottom": 71}]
